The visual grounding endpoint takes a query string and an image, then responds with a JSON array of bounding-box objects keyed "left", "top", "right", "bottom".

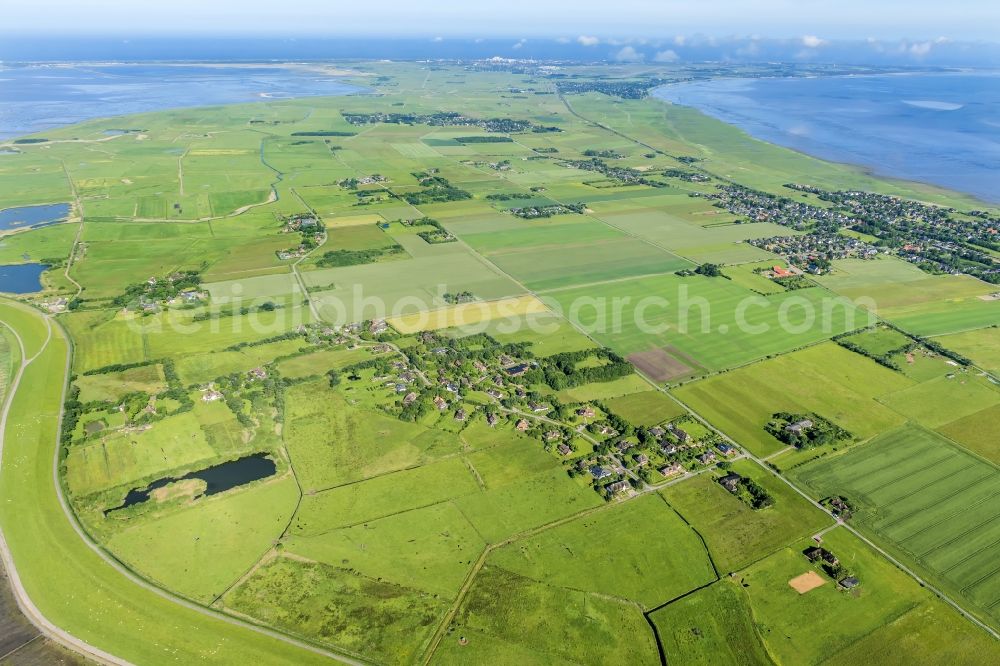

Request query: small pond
[
  {"left": 0, "top": 263, "right": 49, "bottom": 293},
  {"left": 0, "top": 202, "right": 71, "bottom": 231},
  {"left": 105, "top": 452, "right": 277, "bottom": 515}
]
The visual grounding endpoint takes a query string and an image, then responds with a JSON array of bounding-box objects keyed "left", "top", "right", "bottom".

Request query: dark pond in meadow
[
  {"left": 0, "top": 202, "right": 71, "bottom": 231},
  {"left": 0, "top": 263, "right": 49, "bottom": 293},
  {"left": 104, "top": 452, "right": 277, "bottom": 515}
]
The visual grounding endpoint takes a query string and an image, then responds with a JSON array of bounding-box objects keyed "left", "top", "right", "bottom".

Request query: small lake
[
  {"left": 0, "top": 263, "right": 49, "bottom": 293},
  {"left": 0, "top": 202, "right": 71, "bottom": 231},
  {"left": 105, "top": 452, "right": 277, "bottom": 515}
]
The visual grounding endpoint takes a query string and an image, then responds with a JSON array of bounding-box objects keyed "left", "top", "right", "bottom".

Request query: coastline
[{"left": 652, "top": 71, "right": 1000, "bottom": 207}]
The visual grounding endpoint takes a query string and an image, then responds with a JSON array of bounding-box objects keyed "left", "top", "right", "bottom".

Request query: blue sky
[{"left": 4, "top": 1, "right": 999, "bottom": 41}]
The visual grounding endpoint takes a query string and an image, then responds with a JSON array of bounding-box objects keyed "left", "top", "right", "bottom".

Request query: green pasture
[
  {"left": 488, "top": 495, "right": 717, "bottom": 607},
  {"left": 661, "top": 460, "right": 830, "bottom": 572},
  {"left": 793, "top": 425, "right": 1000, "bottom": 624},
  {"left": 673, "top": 343, "right": 913, "bottom": 457}
]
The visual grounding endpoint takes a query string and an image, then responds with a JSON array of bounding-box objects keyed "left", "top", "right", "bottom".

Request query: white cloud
[
  {"left": 673, "top": 35, "right": 687, "bottom": 46},
  {"left": 909, "top": 41, "right": 933, "bottom": 56},
  {"left": 431, "top": 36, "right": 443, "bottom": 42},
  {"left": 577, "top": 35, "right": 600, "bottom": 47},
  {"left": 801, "top": 34, "right": 826, "bottom": 48},
  {"left": 654, "top": 49, "right": 679, "bottom": 62},
  {"left": 614, "top": 46, "right": 644, "bottom": 62}
]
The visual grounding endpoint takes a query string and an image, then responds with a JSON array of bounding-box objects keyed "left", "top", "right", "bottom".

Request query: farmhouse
[
  {"left": 718, "top": 473, "right": 742, "bottom": 494},
  {"left": 202, "top": 390, "right": 223, "bottom": 402},
  {"left": 786, "top": 418, "right": 814, "bottom": 434}
]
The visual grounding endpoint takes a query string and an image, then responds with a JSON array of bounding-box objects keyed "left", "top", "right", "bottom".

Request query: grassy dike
[{"left": 0, "top": 299, "right": 361, "bottom": 665}]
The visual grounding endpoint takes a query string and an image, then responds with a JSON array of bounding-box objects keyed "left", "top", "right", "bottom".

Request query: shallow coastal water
[
  {"left": 0, "top": 63, "right": 363, "bottom": 141},
  {"left": 654, "top": 72, "right": 1000, "bottom": 203},
  {"left": 0, "top": 203, "right": 71, "bottom": 231}
]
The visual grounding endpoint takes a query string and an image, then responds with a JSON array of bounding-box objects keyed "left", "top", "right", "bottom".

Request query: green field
[
  {"left": 673, "top": 343, "right": 913, "bottom": 457},
  {"left": 650, "top": 580, "right": 771, "bottom": 666},
  {"left": 2, "top": 60, "right": 998, "bottom": 665},
  {"left": 794, "top": 425, "right": 1000, "bottom": 624},
  {"left": 488, "top": 495, "right": 717, "bottom": 607},
  {"left": 662, "top": 459, "right": 830, "bottom": 572}
]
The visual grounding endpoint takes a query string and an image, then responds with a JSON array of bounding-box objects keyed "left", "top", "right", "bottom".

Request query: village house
[
  {"left": 544, "top": 430, "right": 562, "bottom": 442},
  {"left": 716, "top": 443, "right": 736, "bottom": 456},
  {"left": 839, "top": 577, "right": 860, "bottom": 590},
  {"left": 403, "top": 392, "right": 418, "bottom": 405},
  {"left": 529, "top": 402, "right": 549, "bottom": 413},
  {"left": 487, "top": 413, "right": 499, "bottom": 427},
  {"left": 590, "top": 466, "right": 612, "bottom": 480},
  {"left": 487, "top": 389, "right": 504, "bottom": 399},
  {"left": 576, "top": 406, "right": 596, "bottom": 418},
  {"left": 615, "top": 440, "right": 633, "bottom": 453},
  {"left": 659, "top": 462, "right": 684, "bottom": 477},
  {"left": 368, "top": 320, "right": 388, "bottom": 335},
  {"left": 557, "top": 443, "right": 572, "bottom": 456},
  {"left": 649, "top": 426, "right": 666, "bottom": 438},
  {"left": 668, "top": 424, "right": 690, "bottom": 443},
  {"left": 248, "top": 367, "right": 268, "bottom": 381},
  {"left": 433, "top": 396, "right": 449, "bottom": 411},
  {"left": 454, "top": 408, "right": 467, "bottom": 422},
  {"left": 661, "top": 443, "right": 678, "bottom": 456},
  {"left": 718, "top": 472, "right": 742, "bottom": 494},
  {"left": 515, "top": 419, "right": 530, "bottom": 431},
  {"left": 605, "top": 480, "right": 630, "bottom": 496},
  {"left": 505, "top": 363, "right": 530, "bottom": 377},
  {"left": 697, "top": 452, "right": 716, "bottom": 465},
  {"left": 633, "top": 453, "right": 649, "bottom": 467}
]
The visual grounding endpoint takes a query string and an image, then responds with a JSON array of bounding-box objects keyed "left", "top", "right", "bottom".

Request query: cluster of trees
[
  {"left": 403, "top": 174, "right": 472, "bottom": 205},
  {"left": 225, "top": 330, "right": 303, "bottom": 352},
  {"left": 508, "top": 202, "right": 587, "bottom": 219},
  {"left": 112, "top": 270, "right": 201, "bottom": 308},
  {"left": 314, "top": 245, "right": 404, "bottom": 268},
  {"left": 443, "top": 291, "right": 475, "bottom": 304},
  {"left": 412, "top": 218, "right": 455, "bottom": 244},
  {"left": 486, "top": 192, "right": 533, "bottom": 201},
  {"left": 192, "top": 301, "right": 279, "bottom": 322},
  {"left": 583, "top": 149, "right": 624, "bottom": 159},
  {"left": 766, "top": 412, "right": 851, "bottom": 449},
  {"left": 528, "top": 349, "right": 633, "bottom": 391}
]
